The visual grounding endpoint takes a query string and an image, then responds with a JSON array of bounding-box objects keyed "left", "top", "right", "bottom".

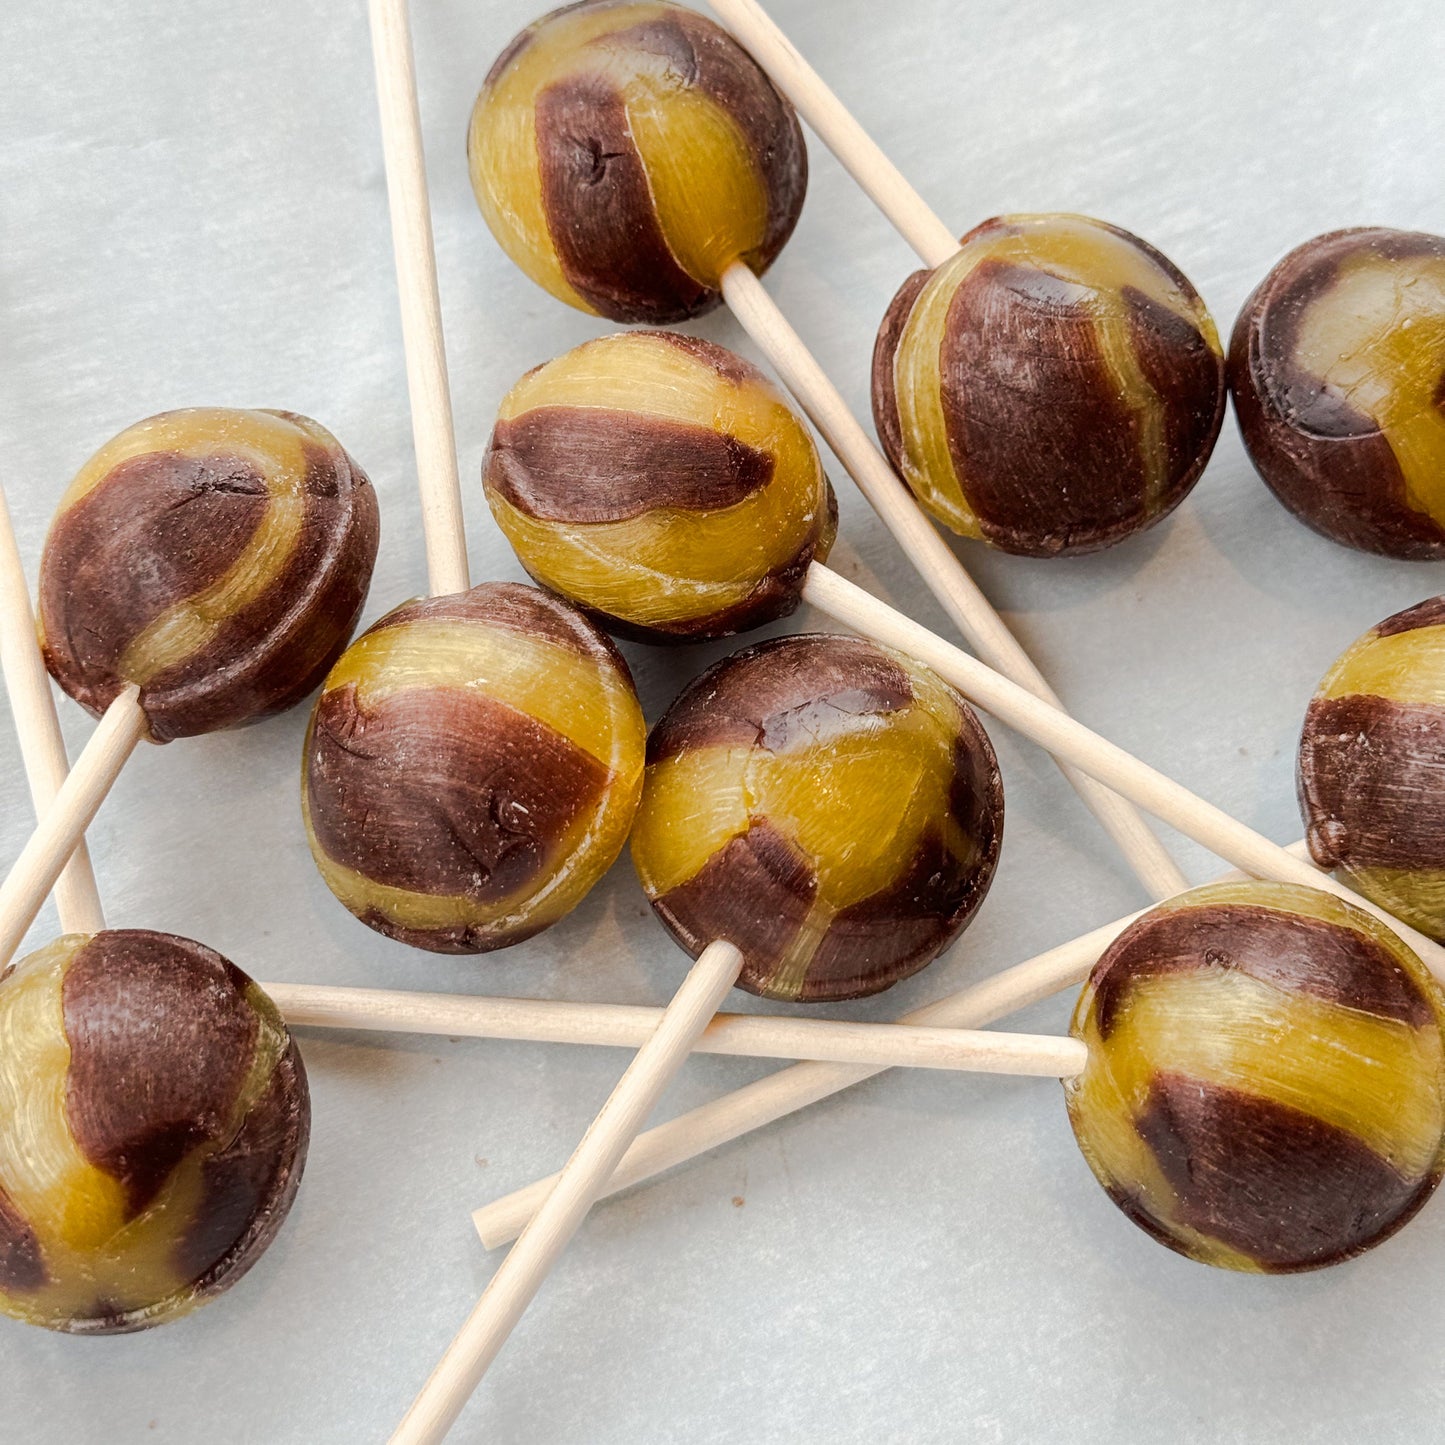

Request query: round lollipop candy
[
  {"left": 468, "top": 0, "right": 805, "bottom": 324},
  {"left": 1067, "top": 880, "right": 1445, "bottom": 1272},
  {"left": 469, "top": 0, "right": 1189, "bottom": 906},
  {"left": 302, "top": 582, "right": 646, "bottom": 954},
  {"left": 484, "top": 331, "right": 836, "bottom": 641},
  {"left": 632, "top": 632, "right": 1004, "bottom": 1001},
  {"left": 0, "top": 927, "right": 309, "bottom": 1333},
  {"left": 0, "top": 407, "right": 380, "bottom": 963},
  {"left": 1299, "top": 596, "right": 1445, "bottom": 942},
  {"left": 1229, "top": 227, "right": 1445, "bottom": 558},
  {"left": 872, "top": 214, "right": 1226, "bottom": 556}
]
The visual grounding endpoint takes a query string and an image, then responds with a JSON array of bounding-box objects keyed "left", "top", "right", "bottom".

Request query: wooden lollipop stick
[
  {"left": 802, "top": 564, "right": 1445, "bottom": 972},
  {"left": 708, "top": 0, "right": 958, "bottom": 268},
  {"left": 0, "top": 486, "right": 104, "bottom": 935},
  {"left": 369, "top": 0, "right": 470, "bottom": 598},
  {"left": 718, "top": 262, "right": 1188, "bottom": 904},
  {"left": 0, "top": 688, "right": 147, "bottom": 966},
  {"left": 263, "top": 979, "right": 1083, "bottom": 1073},
  {"left": 472, "top": 843, "right": 1315, "bottom": 1249},
  {"left": 391, "top": 940, "right": 746, "bottom": 1445}
]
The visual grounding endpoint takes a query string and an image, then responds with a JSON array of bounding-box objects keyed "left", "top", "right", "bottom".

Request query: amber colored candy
[
  {"left": 631, "top": 633, "right": 1003, "bottom": 1002},
  {"left": 1229, "top": 228, "right": 1445, "bottom": 558},
  {"left": 468, "top": 0, "right": 807, "bottom": 324},
  {"left": 1066, "top": 881, "right": 1445, "bottom": 1273},
  {"left": 872, "top": 213, "right": 1225, "bottom": 557},
  {"left": 0, "top": 930, "right": 308, "bottom": 1333},
  {"left": 302, "top": 582, "right": 646, "bottom": 955},
  {"left": 484, "top": 332, "right": 836, "bottom": 642},
  {"left": 37, "top": 408, "right": 380, "bottom": 742},
  {"left": 1299, "top": 597, "right": 1445, "bottom": 940}
]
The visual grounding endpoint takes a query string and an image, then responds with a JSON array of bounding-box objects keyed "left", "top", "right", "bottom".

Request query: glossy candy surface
[
  {"left": 484, "top": 332, "right": 836, "bottom": 641},
  {"left": 872, "top": 213, "right": 1225, "bottom": 557},
  {"left": 302, "top": 582, "right": 646, "bottom": 954},
  {"left": 1229, "top": 228, "right": 1445, "bottom": 558},
  {"left": 1066, "top": 881, "right": 1445, "bottom": 1273},
  {"left": 632, "top": 633, "right": 1003, "bottom": 1001},
  {"left": 0, "top": 930, "right": 308, "bottom": 1334},
  {"left": 468, "top": 0, "right": 807, "bottom": 323},
  {"left": 38, "top": 408, "right": 380, "bottom": 742},
  {"left": 1299, "top": 597, "right": 1445, "bottom": 941}
]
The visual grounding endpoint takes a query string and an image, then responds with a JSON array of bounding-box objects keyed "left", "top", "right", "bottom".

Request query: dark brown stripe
[
  {"left": 648, "top": 818, "right": 818, "bottom": 996},
  {"left": 1090, "top": 901, "right": 1438, "bottom": 1041},
  {"left": 487, "top": 406, "right": 775, "bottom": 522},
  {"left": 136, "top": 434, "right": 380, "bottom": 740},
  {"left": 1374, "top": 595, "right": 1445, "bottom": 639},
  {"left": 608, "top": 10, "right": 806, "bottom": 267},
  {"left": 536, "top": 71, "right": 715, "bottom": 323},
  {"left": 177, "top": 1040, "right": 309, "bottom": 1298},
  {"left": 1299, "top": 692, "right": 1445, "bottom": 872},
  {"left": 1228, "top": 227, "right": 1445, "bottom": 559},
  {"left": 61, "top": 931, "right": 262, "bottom": 1218},
  {"left": 870, "top": 266, "right": 931, "bottom": 480},
  {"left": 306, "top": 684, "right": 610, "bottom": 901},
  {"left": 938, "top": 258, "right": 1153, "bottom": 556},
  {"left": 0, "top": 1183, "right": 47, "bottom": 1294},
  {"left": 39, "top": 449, "right": 270, "bottom": 697},
  {"left": 1121, "top": 282, "right": 1226, "bottom": 504},
  {"left": 1133, "top": 1072, "right": 1437, "bottom": 1271},
  {"left": 647, "top": 633, "right": 913, "bottom": 763},
  {"left": 365, "top": 582, "right": 634, "bottom": 682}
]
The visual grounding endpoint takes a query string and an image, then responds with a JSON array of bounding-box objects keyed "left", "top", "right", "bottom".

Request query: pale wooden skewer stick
[
  {"left": 0, "top": 486, "right": 104, "bottom": 935},
  {"left": 392, "top": 940, "right": 746, "bottom": 1445},
  {"left": 708, "top": 0, "right": 959, "bottom": 269},
  {"left": 473, "top": 843, "right": 1316, "bottom": 1249},
  {"left": 0, "top": 688, "right": 146, "bottom": 966},
  {"left": 264, "top": 980, "right": 1083, "bottom": 1074},
  {"left": 1, "top": 486, "right": 1086, "bottom": 1077},
  {"left": 717, "top": 265, "right": 1185, "bottom": 903},
  {"left": 722, "top": 262, "right": 1185, "bottom": 905},
  {"left": 369, "top": 0, "right": 470, "bottom": 598}
]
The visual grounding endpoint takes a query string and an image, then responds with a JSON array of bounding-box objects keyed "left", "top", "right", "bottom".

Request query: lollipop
[
  {"left": 0, "top": 929, "right": 309, "bottom": 1333},
  {"left": 470, "top": 0, "right": 1188, "bottom": 904},
  {"left": 302, "top": 583, "right": 646, "bottom": 953},
  {"left": 872, "top": 214, "right": 1225, "bottom": 556},
  {"left": 480, "top": 882, "right": 1445, "bottom": 1276},
  {"left": 1299, "top": 597, "right": 1445, "bottom": 942},
  {"left": 1229, "top": 227, "right": 1445, "bottom": 558},
  {"left": 468, "top": 0, "right": 805, "bottom": 324},
  {"left": 484, "top": 331, "right": 835, "bottom": 641},
  {"left": 698, "top": 0, "right": 1226, "bottom": 557},
  {"left": 632, "top": 633, "right": 1003, "bottom": 1000},
  {"left": 0, "top": 407, "right": 380, "bottom": 963},
  {"left": 1067, "top": 881, "right": 1445, "bottom": 1271}
]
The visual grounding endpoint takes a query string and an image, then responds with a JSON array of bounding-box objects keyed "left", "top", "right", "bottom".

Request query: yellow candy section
[
  {"left": 891, "top": 214, "right": 1220, "bottom": 534},
  {"left": 305, "top": 614, "right": 646, "bottom": 936},
  {"left": 0, "top": 935, "right": 290, "bottom": 1330},
  {"left": 468, "top": 2, "right": 769, "bottom": 310},
  {"left": 633, "top": 656, "right": 971, "bottom": 998},
  {"left": 1317, "top": 622, "right": 1445, "bottom": 707},
  {"left": 1293, "top": 249, "right": 1445, "bottom": 526},
  {"left": 48, "top": 408, "right": 315, "bottom": 686},
  {"left": 490, "top": 335, "right": 828, "bottom": 627}
]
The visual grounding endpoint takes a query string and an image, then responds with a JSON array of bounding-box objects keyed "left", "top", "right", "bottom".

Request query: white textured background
[{"left": 1, "top": 0, "right": 1443, "bottom": 1440}]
